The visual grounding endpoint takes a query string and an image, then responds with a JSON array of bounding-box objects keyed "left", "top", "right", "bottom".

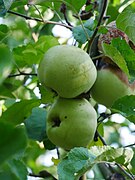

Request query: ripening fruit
[
  {"left": 91, "top": 66, "right": 135, "bottom": 107},
  {"left": 38, "top": 45, "right": 97, "bottom": 98},
  {"left": 46, "top": 97, "right": 97, "bottom": 150}
]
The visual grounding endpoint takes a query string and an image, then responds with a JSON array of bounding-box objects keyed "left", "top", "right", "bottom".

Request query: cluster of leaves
[{"left": 0, "top": 0, "right": 135, "bottom": 179}]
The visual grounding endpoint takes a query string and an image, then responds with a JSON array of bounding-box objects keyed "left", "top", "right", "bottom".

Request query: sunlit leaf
[
  {"left": 116, "top": 7, "right": 135, "bottom": 44},
  {"left": 65, "top": 0, "right": 86, "bottom": 12},
  {"left": 111, "top": 38, "right": 135, "bottom": 80},
  {"left": 13, "top": 35, "right": 59, "bottom": 66},
  {"left": 102, "top": 42, "right": 129, "bottom": 77},
  {"left": 0, "top": 44, "right": 13, "bottom": 85},
  {"left": 0, "top": 99, "right": 40, "bottom": 125}
]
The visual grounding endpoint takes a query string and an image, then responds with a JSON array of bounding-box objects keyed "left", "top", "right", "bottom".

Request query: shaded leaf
[
  {"left": 111, "top": 95, "right": 135, "bottom": 123},
  {"left": 43, "top": 137, "right": 56, "bottom": 150},
  {"left": 7, "top": 159, "right": 27, "bottom": 180},
  {"left": 0, "top": 99, "right": 40, "bottom": 125},
  {"left": 38, "top": 84, "right": 56, "bottom": 104},
  {"left": 0, "top": 84, "right": 15, "bottom": 99},
  {"left": 0, "top": 122, "right": 27, "bottom": 165},
  {"left": 0, "top": 24, "right": 10, "bottom": 41},
  {"left": 73, "top": 19, "right": 96, "bottom": 44},
  {"left": 0, "top": 0, "right": 15, "bottom": 16},
  {"left": 24, "top": 107, "right": 47, "bottom": 142}
]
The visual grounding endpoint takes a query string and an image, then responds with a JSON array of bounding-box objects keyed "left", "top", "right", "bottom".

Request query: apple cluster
[{"left": 38, "top": 45, "right": 97, "bottom": 150}]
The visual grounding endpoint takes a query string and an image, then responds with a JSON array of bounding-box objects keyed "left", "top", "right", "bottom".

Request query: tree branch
[
  {"left": 7, "top": 10, "right": 73, "bottom": 30},
  {"left": 95, "top": 130, "right": 107, "bottom": 145},
  {"left": 87, "top": 0, "right": 108, "bottom": 54},
  {"left": 8, "top": 72, "right": 37, "bottom": 78},
  {"left": 29, "top": 170, "right": 57, "bottom": 180},
  {"left": 124, "top": 143, "right": 135, "bottom": 148}
]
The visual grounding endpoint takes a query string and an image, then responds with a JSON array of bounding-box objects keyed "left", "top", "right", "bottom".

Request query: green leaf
[
  {"left": 39, "top": 84, "right": 56, "bottom": 104},
  {"left": 0, "top": 84, "right": 15, "bottom": 99},
  {"left": 116, "top": 7, "right": 135, "bottom": 44},
  {"left": 58, "top": 147, "right": 96, "bottom": 180},
  {"left": 13, "top": 35, "right": 59, "bottom": 66},
  {"left": 65, "top": 0, "right": 86, "bottom": 12},
  {"left": 0, "top": 0, "right": 15, "bottom": 16},
  {"left": 0, "top": 99, "right": 40, "bottom": 125},
  {"left": 0, "top": 24, "right": 10, "bottom": 42},
  {"left": 102, "top": 42, "right": 129, "bottom": 77},
  {"left": 111, "top": 38, "right": 135, "bottom": 80},
  {"left": 24, "top": 107, "right": 47, "bottom": 142},
  {"left": 0, "top": 122, "right": 27, "bottom": 165},
  {"left": 73, "top": 19, "right": 96, "bottom": 44},
  {"left": 58, "top": 146, "right": 133, "bottom": 179},
  {"left": 111, "top": 95, "right": 135, "bottom": 123},
  {"left": 91, "top": 146, "right": 133, "bottom": 166},
  {"left": 43, "top": 137, "right": 56, "bottom": 150},
  {"left": 10, "top": 0, "right": 27, "bottom": 9},
  {"left": 0, "top": 44, "right": 13, "bottom": 85},
  {"left": 7, "top": 159, "right": 27, "bottom": 180}
]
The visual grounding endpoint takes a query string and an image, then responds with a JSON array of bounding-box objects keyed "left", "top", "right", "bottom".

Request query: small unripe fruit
[
  {"left": 46, "top": 98, "right": 97, "bottom": 150},
  {"left": 38, "top": 45, "right": 97, "bottom": 98},
  {"left": 91, "top": 66, "right": 135, "bottom": 107}
]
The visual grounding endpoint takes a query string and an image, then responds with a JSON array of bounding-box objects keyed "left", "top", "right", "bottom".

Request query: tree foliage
[{"left": 0, "top": 0, "right": 135, "bottom": 179}]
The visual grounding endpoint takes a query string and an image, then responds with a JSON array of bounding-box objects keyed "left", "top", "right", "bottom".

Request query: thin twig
[
  {"left": 87, "top": 0, "right": 108, "bottom": 54},
  {"left": 29, "top": 171, "right": 57, "bottom": 180},
  {"left": 7, "top": 10, "right": 72, "bottom": 30},
  {"left": 56, "top": 147, "right": 60, "bottom": 159},
  {"left": 92, "top": 54, "right": 104, "bottom": 60},
  {"left": 116, "top": 163, "right": 135, "bottom": 180},
  {"left": 124, "top": 143, "right": 135, "bottom": 148},
  {"left": 32, "top": 4, "right": 45, "bottom": 22},
  {"left": 96, "top": 130, "right": 107, "bottom": 145},
  {"left": 8, "top": 72, "right": 37, "bottom": 78}
]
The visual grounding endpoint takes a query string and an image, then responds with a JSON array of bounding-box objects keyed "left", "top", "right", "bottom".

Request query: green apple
[
  {"left": 46, "top": 98, "right": 97, "bottom": 150},
  {"left": 91, "top": 66, "right": 135, "bottom": 107},
  {"left": 38, "top": 45, "right": 97, "bottom": 98}
]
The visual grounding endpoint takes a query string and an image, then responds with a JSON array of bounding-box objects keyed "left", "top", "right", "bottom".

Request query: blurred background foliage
[{"left": 0, "top": 0, "right": 135, "bottom": 179}]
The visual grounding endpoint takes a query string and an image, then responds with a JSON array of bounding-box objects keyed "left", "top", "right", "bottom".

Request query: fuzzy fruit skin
[
  {"left": 47, "top": 98, "right": 97, "bottom": 150},
  {"left": 38, "top": 45, "right": 97, "bottom": 98},
  {"left": 91, "top": 67, "right": 135, "bottom": 107}
]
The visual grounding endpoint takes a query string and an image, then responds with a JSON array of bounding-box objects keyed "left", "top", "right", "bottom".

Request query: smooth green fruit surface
[
  {"left": 38, "top": 45, "right": 97, "bottom": 98},
  {"left": 47, "top": 98, "right": 97, "bottom": 150},
  {"left": 91, "top": 67, "right": 135, "bottom": 107}
]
